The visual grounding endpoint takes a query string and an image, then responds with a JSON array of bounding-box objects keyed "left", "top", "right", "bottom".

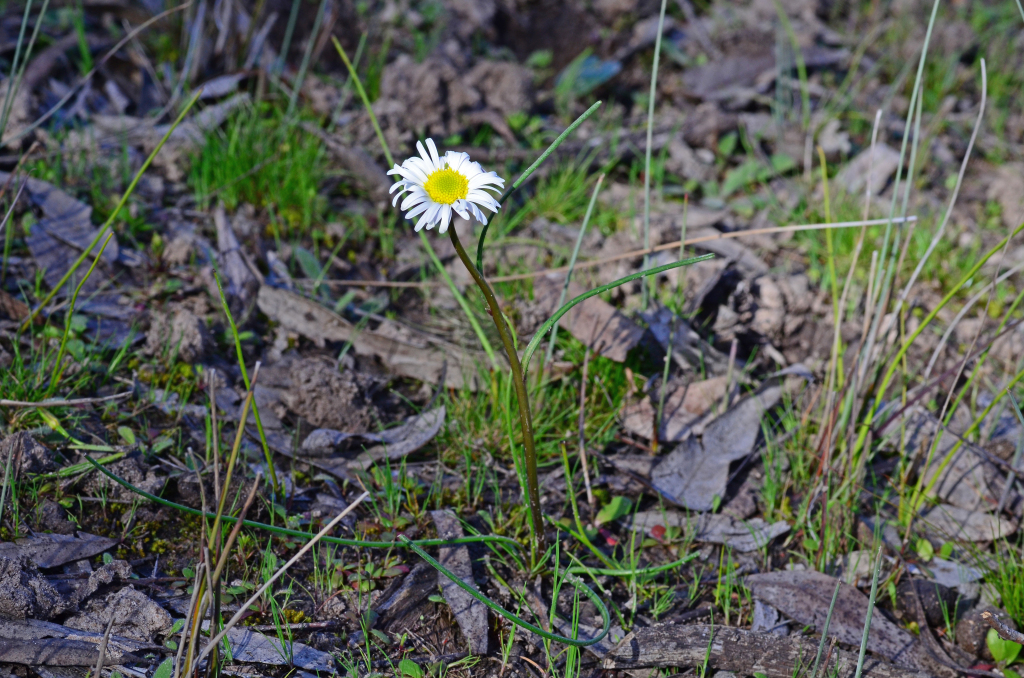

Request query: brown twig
[
  {"left": 982, "top": 611, "right": 1024, "bottom": 645},
  {"left": 304, "top": 216, "right": 918, "bottom": 289}
]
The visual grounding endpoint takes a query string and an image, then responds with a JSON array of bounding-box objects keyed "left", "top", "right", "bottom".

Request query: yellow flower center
[{"left": 424, "top": 167, "right": 469, "bottom": 205}]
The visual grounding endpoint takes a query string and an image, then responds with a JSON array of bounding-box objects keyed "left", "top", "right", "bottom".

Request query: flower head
[{"left": 388, "top": 139, "right": 505, "bottom": 234}]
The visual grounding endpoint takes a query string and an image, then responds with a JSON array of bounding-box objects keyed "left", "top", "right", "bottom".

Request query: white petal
[
  {"left": 444, "top": 151, "right": 470, "bottom": 174},
  {"left": 469, "top": 172, "right": 504, "bottom": 190},
  {"left": 426, "top": 138, "right": 441, "bottom": 169},
  {"left": 415, "top": 206, "right": 437, "bottom": 231},
  {"left": 467, "top": 192, "right": 499, "bottom": 211},
  {"left": 452, "top": 200, "right": 470, "bottom": 219},
  {"left": 405, "top": 200, "right": 432, "bottom": 220},
  {"left": 437, "top": 205, "right": 453, "bottom": 233},
  {"left": 416, "top": 140, "right": 433, "bottom": 168},
  {"left": 401, "top": 188, "right": 430, "bottom": 211},
  {"left": 469, "top": 202, "right": 488, "bottom": 224},
  {"left": 399, "top": 162, "right": 430, "bottom": 186}
]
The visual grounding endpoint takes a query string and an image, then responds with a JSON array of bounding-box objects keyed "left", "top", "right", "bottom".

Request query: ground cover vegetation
[{"left": 1, "top": 0, "right": 1024, "bottom": 677}]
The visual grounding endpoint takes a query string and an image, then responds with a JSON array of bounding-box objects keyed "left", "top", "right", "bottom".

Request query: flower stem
[{"left": 448, "top": 225, "right": 545, "bottom": 561}]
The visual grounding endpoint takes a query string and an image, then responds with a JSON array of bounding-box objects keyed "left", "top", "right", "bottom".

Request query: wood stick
[{"left": 602, "top": 625, "right": 933, "bottom": 678}]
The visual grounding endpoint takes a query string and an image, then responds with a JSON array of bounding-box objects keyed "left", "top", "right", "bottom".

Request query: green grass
[{"left": 188, "top": 103, "right": 330, "bottom": 236}]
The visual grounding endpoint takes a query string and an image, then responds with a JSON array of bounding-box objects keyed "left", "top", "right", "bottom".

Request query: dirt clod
[
  {"left": 65, "top": 586, "right": 171, "bottom": 642},
  {"left": 144, "top": 306, "right": 211, "bottom": 364},
  {"left": 0, "top": 556, "right": 73, "bottom": 620}
]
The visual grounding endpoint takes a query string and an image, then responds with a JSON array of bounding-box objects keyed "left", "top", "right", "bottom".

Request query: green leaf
[
  {"left": 754, "top": 673, "right": 769, "bottom": 678},
  {"left": 1006, "top": 669, "right": 1023, "bottom": 678},
  {"left": 915, "top": 538, "right": 934, "bottom": 562},
  {"left": 117, "top": 426, "right": 136, "bottom": 446},
  {"left": 102, "top": 552, "right": 114, "bottom": 565},
  {"left": 152, "top": 657, "right": 174, "bottom": 678},
  {"left": 939, "top": 541, "right": 954, "bottom": 559},
  {"left": 595, "top": 496, "right": 633, "bottom": 526},
  {"left": 399, "top": 658, "right": 423, "bottom": 678},
  {"left": 293, "top": 246, "right": 322, "bottom": 279},
  {"left": 66, "top": 339, "right": 86, "bottom": 362},
  {"left": 770, "top": 153, "right": 796, "bottom": 173},
  {"left": 168, "top": 619, "right": 185, "bottom": 634},
  {"left": 428, "top": 594, "right": 447, "bottom": 605},
  {"left": 987, "top": 628, "right": 1022, "bottom": 664},
  {"left": 69, "top": 314, "right": 89, "bottom": 334}
]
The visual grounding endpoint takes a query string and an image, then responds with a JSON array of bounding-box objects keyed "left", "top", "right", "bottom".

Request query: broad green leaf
[
  {"left": 399, "top": 658, "right": 423, "bottom": 678},
  {"left": 987, "top": 628, "right": 1022, "bottom": 664},
  {"left": 117, "top": 426, "right": 136, "bottom": 445},
  {"left": 152, "top": 657, "right": 174, "bottom": 678},
  {"left": 293, "top": 246, "right": 322, "bottom": 279},
  {"left": 595, "top": 496, "right": 632, "bottom": 526},
  {"left": 915, "top": 538, "right": 934, "bottom": 562}
]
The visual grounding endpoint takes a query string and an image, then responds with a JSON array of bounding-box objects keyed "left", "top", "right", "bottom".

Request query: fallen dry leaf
[
  {"left": 257, "top": 285, "right": 487, "bottom": 389},
  {"left": 744, "top": 570, "right": 946, "bottom": 675},
  {"left": 650, "top": 383, "right": 783, "bottom": 511},
  {"left": 0, "top": 533, "right": 116, "bottom": 570},
  {"left": 620, "top": 376, "right": 728, "bottom": 441},
  {"left": 532, "top": 273, "right": 645, "bottom": 362},
  {"left": 631, "top": 510, "right": 789, "bottom": 552},
  {"left": 602, "top": 623, "right": 932, "bottom": 678},
  {"left": 430, "top": 510, "right": 489, "bottom": 655}
]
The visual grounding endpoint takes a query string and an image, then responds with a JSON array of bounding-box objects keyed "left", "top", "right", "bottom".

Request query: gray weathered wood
[{"left": 602, "top": 624, "right": 931, "bottom": 678}]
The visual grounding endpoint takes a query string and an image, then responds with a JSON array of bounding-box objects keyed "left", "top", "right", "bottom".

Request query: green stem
[
  {"left": 47, "top": 232, "right": 114, "bottom": 397},
  {"left": 212, "top": 270, "right": 280, "bottom": 495},
  {"left": 449, "top": 225, "right": 545, "bottom": 561},
  {"left": 85, "top": 454, "right": 522, "bottom": 553}
]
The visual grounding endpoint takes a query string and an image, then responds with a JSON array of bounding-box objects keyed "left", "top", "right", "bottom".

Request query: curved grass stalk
[
  {"left": 89, "top": 455, "right": 693, "bottom": 647},
  {"left": 212, "top": 270, "right": 280, "bottom": 493},
  {"left": 85, "top": 455, "right": 523, "bottom": 553},
  {"left": 522, "top": 254, "right": 715, "bottom": 378},
  {"left": 852, "top": 220, "right": 1024, "bottom": 457},
  {"left": 640, "top": 0, "right": 668, "bottom": 309},
  {"left": 543, "top": 174, "right": 605, "bottom": 372},
  {"left": 93, "top": 453, "right": 614, "bottom": 648},
  {"left": 46, "top": 232, "right": 114, "bottom": 397},
  {"left": 22, "top": 89, "right": 203, "bottom": 331},
  {"left": 475, "top": 101, "right": 603, "bottom": 271}
]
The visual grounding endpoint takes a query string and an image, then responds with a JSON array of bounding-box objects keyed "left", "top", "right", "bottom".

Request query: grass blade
[
  {"left": 543, "top": 173, "right": 605, "bottom": 371},
  {"left": 522, "top": 253, "right": 715, "bottom": 378},
  {"left": 640, "top": 0, "right": 668, "bottom": 309},
  {"left": 22, "top": 89, "right": 204, "bottom": 331},
  {"left": 476, "top": 100, "right": 603, "bottom": 271},
  {"left": 854, "top": 546, "right": 883, "bottom": 678},
  {"left": 811, "top": 580, "right": 842, "bottom": 678}
]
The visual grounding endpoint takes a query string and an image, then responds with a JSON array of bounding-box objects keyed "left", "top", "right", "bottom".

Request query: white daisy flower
[{"left": 388, "top": 138, "right": 505, "bottom": 234}]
